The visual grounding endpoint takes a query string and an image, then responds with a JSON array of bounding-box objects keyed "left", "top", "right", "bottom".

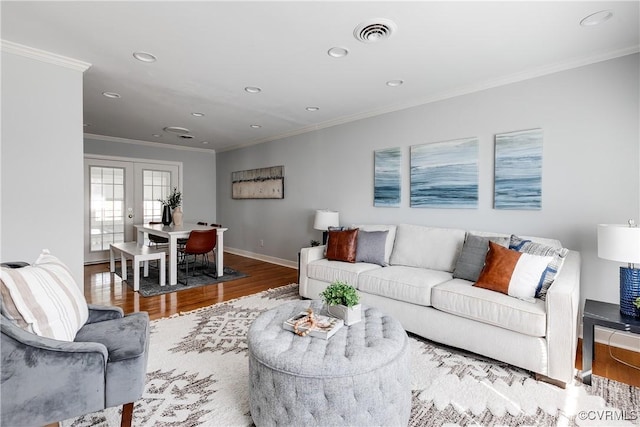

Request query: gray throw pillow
[
  {"left": 356, "top": 230, "right": 388, "bottom": 266},
  {"left": 452, "top": 234, "right": 510, "bottom": 282},
  {"left": 509, "top": 235, "right": 569, "bottom": 300}
]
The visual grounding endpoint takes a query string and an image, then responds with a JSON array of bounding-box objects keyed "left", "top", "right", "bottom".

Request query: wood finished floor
[{"left": 85, "top": 252, "right": 640, "bottom": 387}]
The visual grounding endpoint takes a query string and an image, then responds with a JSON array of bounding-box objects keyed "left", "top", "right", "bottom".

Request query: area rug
[
  {"left": 115, "top": 266, "right": 248, "bottom": 297},
  {"left": 62, "top": 284, "right": 639, "bottom": 426}
]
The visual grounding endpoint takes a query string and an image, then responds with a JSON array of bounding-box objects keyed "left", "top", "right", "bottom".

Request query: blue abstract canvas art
[
  {"left": 374, "top": 147, "right": 402, "bottom": 207},
  {"left": 410, "top": 137, "right": 478, "bottom": 208},
  {"left": 494, "top": 128, "right": 543, "bottom": 210}
]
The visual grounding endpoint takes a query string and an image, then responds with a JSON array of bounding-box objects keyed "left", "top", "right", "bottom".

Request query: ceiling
[{"left": 2, "top": 1, "right": 638, "bottom": 152}]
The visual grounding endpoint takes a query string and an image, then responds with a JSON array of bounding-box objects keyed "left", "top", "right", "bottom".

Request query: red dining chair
[{"left": 178, "top": 229, "right": 217, "bottom": 285}]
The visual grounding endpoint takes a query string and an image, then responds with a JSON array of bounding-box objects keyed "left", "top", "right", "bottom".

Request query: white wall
[
  {"left": 1, "top": 50, "right": 86, "bottom": 283},
  {"left": 217, "top": 54, "right": 640, "bottom": 308},
  {"left": 84, "top": 136, "right": 217, "bottom": 225}
]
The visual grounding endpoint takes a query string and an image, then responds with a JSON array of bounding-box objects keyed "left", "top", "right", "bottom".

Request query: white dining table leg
[
  {"left": 169, "top": 235, "right": 178, "bottom": 285},
  {"left": 216, "top": 229, "right": 224, "bottom": 277}
]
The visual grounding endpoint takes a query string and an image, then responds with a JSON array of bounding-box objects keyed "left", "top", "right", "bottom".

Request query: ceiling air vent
[
  {"left": 163, "top": 126, "right": 190, "bottom": 135},
  {"left": 354, "top": 19, "right": 397, "bottom": 43}
]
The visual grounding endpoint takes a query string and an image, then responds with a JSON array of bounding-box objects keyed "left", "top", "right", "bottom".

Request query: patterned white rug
[{"left": 63, "top": 284, "right": 639, "bottom": 427}]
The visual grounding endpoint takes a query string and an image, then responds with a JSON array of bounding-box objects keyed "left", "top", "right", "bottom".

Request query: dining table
[{"left": 134, "top": 222, "right": 228, "bottom": 286}]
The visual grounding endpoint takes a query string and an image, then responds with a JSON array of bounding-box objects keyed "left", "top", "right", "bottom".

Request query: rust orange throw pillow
[
  {"left": 474, "top": 241, "right": 552, "bottom": 300},
  {"left": 326, "top": 229, "right": 359, "bottom": 263}
]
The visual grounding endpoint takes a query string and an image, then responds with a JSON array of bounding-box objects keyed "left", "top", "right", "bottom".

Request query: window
[
  {"left": 90, "top": 166, "right": 125, "bottom": 251},
  {"left": 143, "top": 169, "right": 172, "bottom": 223}
]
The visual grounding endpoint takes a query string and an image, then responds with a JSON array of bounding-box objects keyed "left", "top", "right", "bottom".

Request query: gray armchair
[{"left": 1, "top": 301, "right": 149, "bottom": 427}]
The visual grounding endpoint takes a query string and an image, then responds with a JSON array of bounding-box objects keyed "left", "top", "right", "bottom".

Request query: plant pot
[
  {"left": 172, "top": 207, "right": 183, "bottom": 226},
  {"left": 327, "top": 304, "right": 361, "bottom": 326},
  {"left": 161, "top": 205, "right": 172, "bottom": 226}
]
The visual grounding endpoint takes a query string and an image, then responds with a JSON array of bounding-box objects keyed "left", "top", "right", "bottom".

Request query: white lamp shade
[
  {"left": 313, "top": 210, "right": 339, "bottom": 231},
  {"left": 597, "top": 224, "right": 640, "bottom": 264}
]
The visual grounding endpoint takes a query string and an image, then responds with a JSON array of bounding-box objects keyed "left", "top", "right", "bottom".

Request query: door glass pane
[
  {"left": 89, "top": 166, "right": 126, "bottom": 251},
  {"left": 143, "top": 170, "right": 172, "bottom": 223}
]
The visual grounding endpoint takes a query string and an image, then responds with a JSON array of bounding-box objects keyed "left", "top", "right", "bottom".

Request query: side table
[{"left": 581, "top": 299, "right": 640, "bottom": 385}]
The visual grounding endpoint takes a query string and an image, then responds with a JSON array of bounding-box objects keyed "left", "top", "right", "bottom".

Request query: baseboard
[
  {"left": 225, "top": 247, "right": 297, "bottom": 270},
  {"left": 580, "top": 323, "right": 640, "bottom": 353}
]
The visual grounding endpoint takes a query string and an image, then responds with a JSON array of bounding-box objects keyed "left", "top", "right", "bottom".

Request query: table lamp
[
  {"left": 313, "top": 209, "right": 339, "bottom": 245},
  {"left": 597, "top": 220, "right": 640, "bottom": 317}
]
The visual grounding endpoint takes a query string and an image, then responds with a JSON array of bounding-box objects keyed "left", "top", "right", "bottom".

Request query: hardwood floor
[
  {"left": 84, "top": 252, "right": 640, "bottom": 387},
  {"left": 84, "top": 252, "right": 297, "bottom": 321}
]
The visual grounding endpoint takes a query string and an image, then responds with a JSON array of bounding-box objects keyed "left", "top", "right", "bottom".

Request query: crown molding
[
  {"left": 218, "top": 46, "right": 639, "bottom": 153},
  {"left": 85, "top": 133, "right": 216, "bottom": 154},
  {"left": 1, "top": 40, "right": 91, "bottom": 72}
]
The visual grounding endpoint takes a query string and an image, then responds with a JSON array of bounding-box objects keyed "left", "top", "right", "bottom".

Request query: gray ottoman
[{"left": 248, "top": 300, "right": 410, "bottom": 427}]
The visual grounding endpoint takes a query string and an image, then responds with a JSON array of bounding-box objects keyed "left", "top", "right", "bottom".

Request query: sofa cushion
[
  {"left": 326, "top": 229, "right": 359, "bottom": 263},
  {"left": 355, "top": 230, "right": 388, "bottom": 266},
  {"left": 452, "top": 233, "right": 510, "bottom": 282},
  {"left": 0, "top": 250, "right": 89, "bottom": 341},
  {"left": 358, "top": 266, "right": 453, "bottom": 307},
  {"left": 432, "top": 279, "right": 547, "bottom": 337},
  {"left": 352, "top": 224, "right": 397, "bottom": 265},
  {"left": 509, "top": 235, "right": 569, "bottom": 301},
  {"left": 307, "top": 259, "right": 381, "bottom": 288},
  {"left": 389, "top": 224, "right": 465, "bottom": 272},
  {"left": 474, "top": 242, "right": 553, "bottom": 301}
]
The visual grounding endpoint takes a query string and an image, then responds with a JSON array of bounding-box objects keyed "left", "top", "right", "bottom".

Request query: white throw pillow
[{"left": 0, "top": 250, "right": 89, "bottom": 341}]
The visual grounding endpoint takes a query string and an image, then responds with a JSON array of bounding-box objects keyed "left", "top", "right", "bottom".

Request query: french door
[{"left": 84, "top": 156, "right": 181, "bottom": 264}]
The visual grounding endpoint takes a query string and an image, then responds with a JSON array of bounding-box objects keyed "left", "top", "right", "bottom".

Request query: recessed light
[
  {"left": 133, "top": 51, "right": 157, "bottom": 63},
  {"left": 386, "top": 79, "right": 404, "bottom": 87},
  {"left": 201, "top": 141, "right": 209, "bottom": 145},
  {"left": 245, "top": 86, "right": 262, "bottom": 94},
  {"left": 102, "top": 91, "right": 121, "bottom": 99},
  {"left": 306, "top": 107, "right": 320, "bottom": 112},
  {"left": 250, "top": 124, "right": 262, "bottom": 129},
  {"left": 328, "top": 47, "right": 349, "bottom": 58},
  {"left": 179, "top": 134, "right": 194, "bottom": 140},
  {"left": 83, "top": 123, "right": 91, "bottom": 127},
  {"left": 152, "top": 134, "right": 161, "bottom": 138},
  {"left": 580, "top": 10, "right": 614, "bottom": 26},
  {"left": 163, "top": 126, "right": 190, "bottom": 135},
  {"left": 191, "top": 112, "right": 205, "bottom": 117}
]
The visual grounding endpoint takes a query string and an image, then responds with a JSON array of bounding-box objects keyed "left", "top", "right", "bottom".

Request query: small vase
[
  {"left": 161, "top": 205, "right": 172, "bottom": 226},
  {"left": 172, "top": 207, "right": 183, "bottom": 226},
  {"left": 327, "top": 304, "right": 362, "bottom": 326}
]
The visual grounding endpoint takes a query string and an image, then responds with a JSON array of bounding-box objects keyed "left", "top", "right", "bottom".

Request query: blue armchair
[{"left": 1, "top": 264, "right": 149, "bottom": 427}]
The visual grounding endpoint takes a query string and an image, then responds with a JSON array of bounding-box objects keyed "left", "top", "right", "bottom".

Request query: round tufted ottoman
[{"left": 247, "top": 300, "right": 410, "bottom": 427}]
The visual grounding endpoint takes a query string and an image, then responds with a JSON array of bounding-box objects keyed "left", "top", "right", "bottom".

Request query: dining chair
[
  {"left": 178, "top": 228, "right": 217, "bottom": 285},
  {"left": 147, "top": 221, "right": 168, "bottom": 247}
]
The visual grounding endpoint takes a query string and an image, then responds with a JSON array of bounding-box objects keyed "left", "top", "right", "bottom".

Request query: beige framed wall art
[{"left": 232, "top": 166, "right": 284, "bottom": 199}]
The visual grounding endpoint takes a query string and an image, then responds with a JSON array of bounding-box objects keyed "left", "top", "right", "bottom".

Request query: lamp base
[{"left": 620, "top": 267, "right": 640, "bottom": 317}]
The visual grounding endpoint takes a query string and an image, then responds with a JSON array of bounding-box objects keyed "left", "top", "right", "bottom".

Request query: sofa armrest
[
  {"left": 299, "top": 245, "right": 326, "bottom": 296},
  {"left": 545, "top": 250, "right": 581, "bottom": 385},
  {"left": 87, "top": 304, "right": 124, "bottom": 324}
]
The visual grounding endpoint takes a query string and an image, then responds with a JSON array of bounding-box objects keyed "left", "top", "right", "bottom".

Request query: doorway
[{"left": 84, "top": 155, "right": 181, "bottom": 264}]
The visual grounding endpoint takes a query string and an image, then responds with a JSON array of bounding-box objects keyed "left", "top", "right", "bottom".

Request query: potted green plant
[
  {"left": 320, "top": 280, "right": 361, "bottom": 325},
  {"left": 158, "top": 187, "right": 182, "bottom": 225}
]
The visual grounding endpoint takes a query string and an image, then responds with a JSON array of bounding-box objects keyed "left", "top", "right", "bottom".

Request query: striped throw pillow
[
  {"left": 509, "top": 235, "right": 569, "bottom": 300},
  {"left": 474, "top": 242, "right": 553, "bottom": 301},
  {"left": 0, "top": 250, "right": 88, "bottom": 341}
]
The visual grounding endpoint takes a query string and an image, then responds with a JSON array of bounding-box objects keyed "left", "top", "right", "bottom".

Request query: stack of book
[{"left": 283, "top": 311, "right": 344, "bottom": 339}]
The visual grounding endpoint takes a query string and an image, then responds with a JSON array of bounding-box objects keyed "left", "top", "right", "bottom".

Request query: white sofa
[{"left": 299, "top": 224, "right": 581, "bottom": 387}]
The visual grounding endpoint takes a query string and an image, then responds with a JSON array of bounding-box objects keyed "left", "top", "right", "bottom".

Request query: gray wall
[
  {"left": 1, "top": 51, "right": 85, "bottom": 283},
  {"left": 217, "top": 54, "right": 640, "bottom": 307},
  {"left": 84, "top": 137, "right": 217, "bottom": 225}
]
